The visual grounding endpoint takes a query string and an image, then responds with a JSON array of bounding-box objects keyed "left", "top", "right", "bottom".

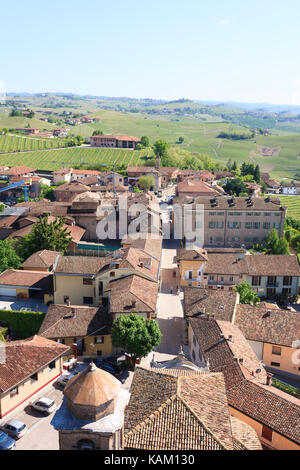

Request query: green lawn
[{"left": 278, "top": 196, "right": 300, "bottom": 221}]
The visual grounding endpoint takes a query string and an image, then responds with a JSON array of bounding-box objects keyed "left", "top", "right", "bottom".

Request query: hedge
[{"left": 0, "top": 309, "right": 45, "bottom": 339}]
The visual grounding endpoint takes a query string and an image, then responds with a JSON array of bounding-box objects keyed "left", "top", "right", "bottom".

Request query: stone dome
[{"left": 64, "top": 362, "right": 121, "bottom": 421}]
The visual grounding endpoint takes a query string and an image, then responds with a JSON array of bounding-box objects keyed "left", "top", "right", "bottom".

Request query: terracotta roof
[
  {"left": 204, "top": 252, "right": 246, "bottom": 275},
  {"left": 176, "top": 247, "right": 208, "bottom": 262},
  {"left": 184, "top": 287, "right": 238, "bottom": 322},
  {"left": 2, "top": 166, "right": 36, "bottom": 176},
  {"left": 124, "top": 368, "right": 234, "bottom": 450},
  {"left": 55, "top": 182, "right": 90, "bottom": 192},
  {"left": 0, "top": 269, "right": 53, "bottom": 291},
  {"left": 21, "top": 250, "right": 60, "bottom": 270},
  {"left": 107, "top": 275, "right": 158, "bottom": 313},
  {"left": 54, "top": 255, "right": 106, "bottom": 275},
  {"left": 71, "top": 169, "right": 101, "bottom": 176},
  {"left": 228, "top": 380, "right": 300, "bottom": 445},
  {"left": 39, "top": 304, "right": 111, "bottom": 339},
  {"left": 234, "top": 304, "right": 300, "bottom": 347},
  {"left": 243, "top": 254, "right": 300, "bottom": 277},
  {"left": 126, "top": 166, "right": 158, "bottom": 174},
  {"left": 92, "top": 135, "right": 140, "bottom": 142},
  {"left": 0, "top": 216, "right": 19, "bottom": 229},
  {"left": 15, "top": 200, "right": 69, "bottom": 218},
  {"left": 177, "top": 180, "right": 217, "bottom": 194},
  {"left": 189, "top": 315, "right": 300, "bottom": 444},
  {"left": 230, "top": 416, "right": 262, "bottom": 450},
  {"left": 64, "top": 362, "right": 120, "bottom": 408},
  {"left": 173, "top": 195, "right": 284, "bottom": 211},
  {"left": 122, "top": 235, "right": 162, "bottom": 261},
  {"left": 0, "top": 336, "right": 69, "bottom": 393}
]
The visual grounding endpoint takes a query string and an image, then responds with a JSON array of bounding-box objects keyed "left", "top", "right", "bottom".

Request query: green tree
[
  {"left": 274, "top": 237, "right": 290, "bottom": 255},
  {"left": 39, "top": 184, "right": 56, "bottom": 201},
  {"left": 140, "top": 136, "right": 150, "bottom": 147},
  {"left": 223, "top": 178, "right": 247, "bottom": 196},
  {"left": 153, "top": 139, "right": 170, "bottom": 159},
  {"left": 253, "top": 164, "right": 261, "bottom": 183},
  {"left": 111, "top": 314, "right": 162, "bottom": 370},
  {"left": 92, "top": 130, "right": 103, "bottom": 136},
  {"left": 138, "top": 175, "right": 155, "bottom": 191},
  {"left": 235, "top": 281, "right": 260, "bottom": 305},
  {"left": 0, "top": 203, "right": 5, "bottom": 213},
  {"left": 0, "top": 240, "right": 22, "bottom": 273},
  {"left": 178, "top": 136, "right": 184, "bottom": 144},
  {"left": 16, "top": 215, "right": 71, "bottom": 260}
]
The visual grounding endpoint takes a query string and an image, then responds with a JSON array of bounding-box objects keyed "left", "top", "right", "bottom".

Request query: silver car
[
  {"left": 31, "top": 397, "right": 56, "bottom": 415},
  {"left": 1, "top": 420, "right": 27, "bottom": 439}
]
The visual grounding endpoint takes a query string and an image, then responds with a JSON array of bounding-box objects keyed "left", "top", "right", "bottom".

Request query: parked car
[
  {"left": 56, "top": 373, "right": 75, "bottom": 389},
  {"left": 31, "top": 397, "right": 56, "bottom": 415},
  {"left": 98, "top": 361, "right": 122, "bottom": 378},
  {"left": 1, "top": 420, "right": 27, "bottom": 439},
  {"left": 0, "top": 431, "right": 15, "bottom": 450}
]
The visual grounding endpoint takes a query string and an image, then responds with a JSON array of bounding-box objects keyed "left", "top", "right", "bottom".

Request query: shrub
[{"left": 0, "top": 309, "right": 45, "bottom": 339}]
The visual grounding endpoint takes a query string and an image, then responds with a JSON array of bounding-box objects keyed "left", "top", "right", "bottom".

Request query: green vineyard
[
  {"left": 279, "top": 196, "right": 300, "bottom": 221},
  {"left": 0, "top": 146, "right": 154, "bottom": 171},
  {"left": 0, "top": 134, "right": 67, "bottom": 154}
]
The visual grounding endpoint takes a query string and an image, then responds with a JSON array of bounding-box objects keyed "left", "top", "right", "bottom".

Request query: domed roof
[{"left": 64, "top": 362, "right": 121, "bottom": 409}]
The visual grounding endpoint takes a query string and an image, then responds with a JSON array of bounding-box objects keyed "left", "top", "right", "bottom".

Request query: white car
[{"left": 31, "top": 397, "right": 56, "bottom": 415}]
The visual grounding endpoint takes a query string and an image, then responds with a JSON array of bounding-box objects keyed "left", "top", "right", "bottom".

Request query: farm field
[
  {"left": 278, "top": 196, "right": 300, "bottom": 221},
  {"left": 1, "top": 104, "right": 300, "bottom": 180},
  {"left": 0, "top": 146, "right": 154, "bottom": 171},
  {"left": 0, "top": 134, "right": 67, "bottom": 153}
]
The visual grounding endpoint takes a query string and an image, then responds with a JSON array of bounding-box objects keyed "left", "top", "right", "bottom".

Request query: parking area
[
  {"left": 0, "top": 361, "right": 133, "bottom": 450},
  {"left": 0, "top": 296, "right": 48, "bottom": 313}
]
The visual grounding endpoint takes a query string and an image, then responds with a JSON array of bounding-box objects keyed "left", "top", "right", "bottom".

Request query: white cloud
[{"left": 219, "top": 19, "right": 231, "bottom": 25}]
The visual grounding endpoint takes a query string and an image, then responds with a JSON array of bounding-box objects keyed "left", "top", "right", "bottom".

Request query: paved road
[{"left": 1, "top": 364, "right": 133, "bottom": 450}]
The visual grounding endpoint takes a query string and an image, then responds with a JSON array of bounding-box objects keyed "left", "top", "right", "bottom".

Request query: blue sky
[{"left": 1, "top": 0, "right": 300, "bottom": 104}]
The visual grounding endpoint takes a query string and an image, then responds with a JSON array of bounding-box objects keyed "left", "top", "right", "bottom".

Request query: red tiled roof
[{"left": 0, "top": 336, "right": 69, "bottom": 393}]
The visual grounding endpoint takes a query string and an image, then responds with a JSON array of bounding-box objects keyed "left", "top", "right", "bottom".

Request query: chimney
[
  {"left": 66, "top": 298, "right": 71, "bottom": 306},
  {"left": 266, "top": 373, "right": 273, "bottom": 386},
  {"left": 132, "top": 300, "right": 136, "bottom": 308},
  {"left": 239, "top": 358, "right": 243, "bottom": 364},
  {"left": 228, "top": 334, "right": 233, "bottom": 342},
  {"left": 72, "top": 343, "right": 78, "bottom": 359},
  {"left": 140, "top": 262, "right": 144, "bottom": 268}
]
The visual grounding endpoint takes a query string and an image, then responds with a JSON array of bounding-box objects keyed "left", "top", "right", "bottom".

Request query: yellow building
[
  {"left": 53, "top": 249, "right": 160, "bottom": 307},
  {"left": 0, "top": 335, "right": 68, "bottom": 418},
  {"left": 38, "top": 304, "right": 113, "bottom": 359}
]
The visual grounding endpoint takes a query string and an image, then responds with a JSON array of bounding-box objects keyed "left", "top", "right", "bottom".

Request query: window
[
  {"left": 272, "top": 346, "right": 281, "bottom": 356},
  {"left": 263, "top": 222, "right": 270, "bottom": 230},
  {"left": 208, "top": 221, "right": 216, "bottom": 229},
  {"left": 94, "top": 336, "right": 104, "bottom": 344},
  {"left": 209, "top": 212, "right": 216, "bottom": 216},
  {"left": 282, "top": 287, "right": 291, "bottom": 295},
  {"left": 229, "top": 276, "right": 234, "bottom": 282},
  {"left": 97, "top": 350, "right": 103, "bottom": 356},
  {"left": 48, "top": 361, "right": 56, "bottom": 370},
  {"left": 227, "top": 221, "right": 241, "bottom": 229},
  {"left": 209, "top": 275, "right": 214, "bottom": 281},
  {"left": 83, "top": 278, "right": 93, "bottom": 285},
  {"left": 283, "top": 276, "right": 292, "bottom": 286},
  {"left": 267, "top": 276, "right": 277, "bottom": 286},
  {"left": 252, "top": 276, "right": 261, "bottom": 286},
  {"left": 30, "top": 373, "right": 38, "bottom": 384},
  {"left": 262, "top": 425, "right": 273, "bottom": 442},
  {"left": 270, "top": 362, "right": 280, "bottom": 367},
  {"left": 110, "top": 271, "right": 115, "bottom": 277},
  {"left": 10, "top": 387, "right": 18, "bottom": 397},
  {"left": 83, "top": 297, "right": 93, "bottom": 305},
  {"left": 273, "top": 222, "right": 281, "bottom": 229}
]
